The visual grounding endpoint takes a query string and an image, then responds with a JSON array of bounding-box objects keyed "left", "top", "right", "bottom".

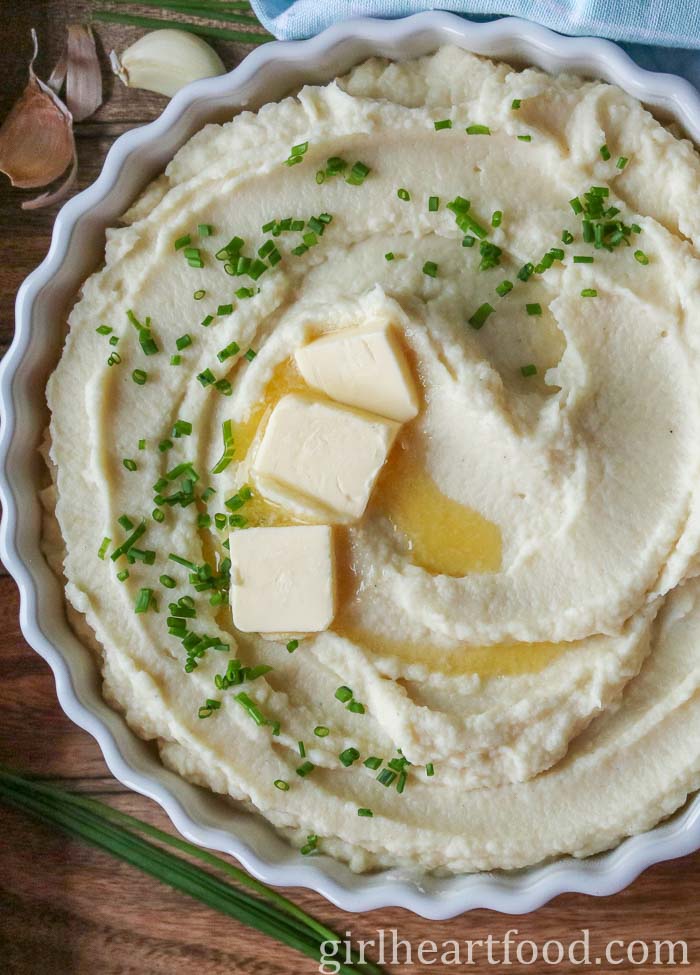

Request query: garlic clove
[
  {"left": 111, "top": 28, "right": 225, "bottom": 98},
  {"left": 0, "top": 29, "right": 75, "bottom": 192},
  {"left": 65, "top": 25, "right": 102, "bottom": 122}
]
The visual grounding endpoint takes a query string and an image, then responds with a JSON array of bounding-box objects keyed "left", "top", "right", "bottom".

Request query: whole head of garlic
[{"left": 111, "top": 29, "right": 226, "bottom": 98}]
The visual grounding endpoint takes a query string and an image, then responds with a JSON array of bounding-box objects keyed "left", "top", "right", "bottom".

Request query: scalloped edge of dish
[{"left": 3, "top": 11, "right": 700, "bottom": 918}]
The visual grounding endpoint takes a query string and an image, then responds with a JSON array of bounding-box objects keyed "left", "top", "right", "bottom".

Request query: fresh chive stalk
[{"left": 0, "top": 766, "right": 385, "bottom": 975}]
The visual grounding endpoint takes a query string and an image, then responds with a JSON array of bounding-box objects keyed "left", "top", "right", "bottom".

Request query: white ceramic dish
[{"left": 3, "top": 11, "right": 700, "bottom": 919}]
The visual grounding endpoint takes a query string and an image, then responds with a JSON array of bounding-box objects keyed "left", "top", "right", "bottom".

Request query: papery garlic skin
[
  {"left": 111, "top": 29, "right": 225, "bottom": 97},
  {"left": 0, "top": 28, "right": 78, "bottom": 210}
]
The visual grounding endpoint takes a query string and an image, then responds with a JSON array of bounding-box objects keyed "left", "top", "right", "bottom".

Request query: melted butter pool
[{"left": 373, "top": 441, "right": 502, "bottom": 576}]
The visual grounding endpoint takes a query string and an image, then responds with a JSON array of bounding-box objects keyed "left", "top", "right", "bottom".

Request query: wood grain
[{"left": 2, "top": 7, "right": 700, "bottom": 974}]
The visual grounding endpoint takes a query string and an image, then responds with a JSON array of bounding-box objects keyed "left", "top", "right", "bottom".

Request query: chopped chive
[
  {"left": 217, "top": 304, "right": 233, "bottom": 317},
  {"left": 517, "top": 134, "right": 532, "bottom": 142},
  {"left": 132, "top": 369, "right": 147, "bottom": 386},
  {"left": 526, "top": 303, "right": 542, "bottom": 316},
  {"left": 631, "top": 223, "right": 642, "bottom": 234},
  {"left": 198, "top": 699, "right": 221, "bottom": 719},
  {"left": 116, "top": 569, "right": 129, "bottom": 582},
  {"left": 495, "top": 280, "right": 513, "bottom": 297},
  {"left": 274, "top": 779, "right": 290, "bottom": 791},
  {"left": 422, "top": 261, "right": 438, "bottom": 278},
  {"left": 298, "top": 741, "right": 306, "bottom": 758},
  {"left": 384, "top": 252, "right": 394, "bottom": 262},
  {"left": 286, "top": 639, "right": 299, "bottom": 653},
  {"left": 396, "top": 771, "right": 407, "bottom": 794},
  {"left": 334, "top": 686, "right": 353, "bottom": 703},
  {"left": 137, "top": 440, "right": 146, "bottom": 451},
  {"left": 570, "top": 196, "right": 583, "bottom": 214},
  {"left": 197, "top": 369, "right": 216, "bottom": 387},
  {"left": 201, "top": 315, "right": 214, "bottom": 328},
  {"left": 599, "top": 144, "right": 611, "bottom": 161},
  {"left": 234, "top": 691, "right": 266, "bottom": 725},
  {"left": 244, "top": 348, "right": 257, "bottom": 362},
  {"left": 468, "top": 302, "right": 494, "bottom": 330},
  {"left": 428, "top": 196, "right": 439, "bottom": 212},
  {"left": 174, "top": 234, "right": 191, "bottom": 250},
  {"left": 434, "top": 118, "right": 452, "bottom": 130},
  {"left": 517, "top": 262, "right": 534, "bottom": 282},
  {"left": 134, "top": 588, "right": 153, "bottom": 614},
  {"left": 345, "top": 161, "right": 370, "bottom": 185},
  {"left": 562, "top": 229, "right": 574, "bottom": 244},
  {"left": 581, "top": 288, "right": 598, "bottom": 297},
  {"left": 160, "top": 575, "right": 176, "bottom": 589},
  {"left": 169, "top": 553, "right": 198, "bottom": 570},
  {"left": 462, "top": 235, "right": 475, "bottom": 247},
  {"left": 110, "top": 522, "right": 146, "bottom": 562},
  {"left": 300, "top": 835, "right": 318, "bottom": 856},
  {"left": 573, "top": 255, "right": 594, "bottom": 263},
  {"left": 198, "top": 224, "right": 213, "bottom": 237},
  {"left": 479, "top": 240, "right": 502, "bottom": 271},
  {"left": 109, "top": 336, "right": 119, "bottom": 347},
  {"left": 122, "top": 458, "right": 137, "bottom": 472},
  {"left": 235, "top": 287, "right": 256, "bottom": 299},
  {"left": 521, "top": 363, "right": 537, "bottom": 377},
  {"left": 96, "top": 324, "right": 112, "bottom": 335},
  {"left": 172, "top": 421, "right": 192, "bottom": 439},
  {"left": 616, "top": 155, "right": 629, "bottom": 170},
  {"left": 397, "top": 188, "right": 410, "bottom": 202},
  {"left": 491, "top": 210, "right": 502, "bottom": 228},
  {"left": 118, "top": 515, "right": 134, "bottom": 531},
  {"left": 97, "top": 536, "right": 111, "bottom": 560},
  {"left": 153, "top": 506, "right": 165, "bottom": 522},
  {"left": 511, "top": 98, "right": 521, "bottom": 110},
  {"left": 377, "top": 769, "right": 396, "bottom": 787},
  {"left": 170, "top": 358, "right": 181, "bottom": 370},
  {"left": 211, "top": 420, "right": 235, "bottom": 475},
  {"left": 357, "top": 807, "right": 374, "bottom": 818},
  {"left": 426, "top": 762, "right": 435, "bottom": 777},
  {"left": 158, "top": 439, "right": 173, "bottom": 452},
  {"left": 634, "top": 249, "right": 649, "bottom": 265},
  {"left": 466, "top": 124, "right": 490, "bottom": 135},
  {"left": 347, "top": 701, "right": 365, "bottom": 714},
  {"left": 363, "top": 756, "right": 382, "bottom": 770},
  {"left": 176, "top": 334, "right": 192, "bottom": 351},
  {"left": 217, "top": 340, "right": 240, "bottom": 362},
  {"left": 548, "top": 247, "right": 565, "bottom": 261},
  {"left": 296, "top": 761, "right": 315, "bottom": 778},
  {"left": 313, "top": 726, "right": 329, "bottom": 738},
  {"left": 339, "top": 748, "right": 360, "bottom": 768}
]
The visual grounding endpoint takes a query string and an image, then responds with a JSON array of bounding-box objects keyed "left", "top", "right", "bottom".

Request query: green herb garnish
[{"left": 468, "top": 302, "right": 494, "bottom": 330}]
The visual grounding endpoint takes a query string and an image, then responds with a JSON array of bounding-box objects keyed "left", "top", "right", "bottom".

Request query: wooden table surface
[{"left": 2, "top": 5, "right": 700, "bottom": 973}]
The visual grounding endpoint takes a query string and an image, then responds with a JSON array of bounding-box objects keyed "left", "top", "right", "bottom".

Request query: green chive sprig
[{"left": 0, "top": 766, "right": 384, "bottom": 975}]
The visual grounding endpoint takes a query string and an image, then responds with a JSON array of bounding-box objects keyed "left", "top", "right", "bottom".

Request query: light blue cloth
[{"left": 249, "top": 1, "right": 700, "bottom": 89}]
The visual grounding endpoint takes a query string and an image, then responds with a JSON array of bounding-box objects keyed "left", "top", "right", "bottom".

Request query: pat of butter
[
  {"left": 252, "top": 393, "right": 399, "bottom": 522},
  {"left": 229, "top": 524, "right": 336, "bottom": 633},
  {"left": 294, "top": 323, "right": 419, "bottom": 422}
]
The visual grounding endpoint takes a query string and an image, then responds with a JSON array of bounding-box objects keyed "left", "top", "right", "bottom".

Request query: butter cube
[
  {"left": 295, "top": 323, "right": 419, "bottom": 422},
  {"left": 252, "top": 393, "right": 399, "bottom": 522},
  {"left": 229, "top": 525, "right": 336, "bottom": 633}
]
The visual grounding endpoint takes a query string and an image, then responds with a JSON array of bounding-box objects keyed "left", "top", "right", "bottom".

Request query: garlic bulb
[{"left": 111, "top": 29, "right": 226, "bottom": 98}]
